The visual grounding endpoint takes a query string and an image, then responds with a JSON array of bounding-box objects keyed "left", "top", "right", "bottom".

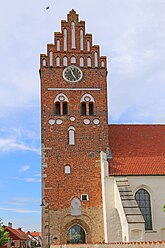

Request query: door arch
[{"left": 67, "top": 224, "right": 86, "bottom": 244}]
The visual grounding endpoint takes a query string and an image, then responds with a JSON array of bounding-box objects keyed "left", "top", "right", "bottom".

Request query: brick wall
[
  {"left": 40, "top": 10, "right": 109, "bottom": 247},
  {"left": 51, "top": 241, "right": 165, "bottom": 248}
]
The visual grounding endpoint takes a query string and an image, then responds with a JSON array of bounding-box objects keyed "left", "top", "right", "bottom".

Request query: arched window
[
  {"left": 64, "top": 165, "right": 71, "bottom": 174},
  {"left": 87, "top": 57, "right": 91, "bottom": 67},
  {"left": 67, "top": 225, "right": 85, "bottom": 244},
  {"left": 63, "top": 56, "right": 67, "bottom": 66},
  {"left": 64, "top": 29, "right": 67, "bottom": 51},
  {"left": 101, "top": 61, "right": 105, "bottom": 68},
  {"left": 87, "top": 41, "right": 90, "bottom": 52},
  {"left": 56, "top": 57, "right": 60, "bottom": 67},
  {"left": 71, "top": 56, "right": 76, "bottom": 64},
  {"left": 135, "top": 189, "right": 152, "bottom": 230},
  {"left": 80, "top": 94, "right": 95, "bottom": 116},
  {"left": 54, "top": 93, "right": 68, "bottom": 115},
  {"left": 79, "top": 57, "right": 84, "bottom": 67},
  {"left": 42, "top": 59, "right": 46, "bottom": 66},
  {"left": 94, "top": 52, "right": 98, "bottom": 67},
  {"left": 57, "top": 39, "right": 60, "bottom": 51},
  {"left": 80, "top": 29, "right": 83, "bottom": 50},
  {"left": 71, "top": 22, "right": 76, "bottom": 49},
  {"left": 55, "top": 102, "right": 60, "bottom": 115},
  {"left": 68, "top": 126, "right": 75, "bottom": 145},
  {"left": 49, "top": 51, "right": 53, "bottom": 66}
]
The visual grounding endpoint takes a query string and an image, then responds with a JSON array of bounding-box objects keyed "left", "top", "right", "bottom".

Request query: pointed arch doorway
[{"left": 67, "top": 224, "right": 86, "bottom": 244}]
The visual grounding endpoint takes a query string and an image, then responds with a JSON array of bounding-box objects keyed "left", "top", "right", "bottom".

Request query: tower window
[
  {"left": 81, "top": 194, "right": 88, "bottom": 201},
  {"left": 64, "top": 165, "right": 71, "bottom": 174},
  {"left": 55, "top": 102, "right": 60, "bottom": 115},
  {"left": 49, "top": 51, "right": 53, "bottom": 66},
  {"left": 68, "top": 126, "right": 75, "bottom": 145},
  {"left": 94, "top": 52, "right": 98, "bottom": 67},
  {"left": 42, "top": 59, "right": 46, "bottom": 66},
  {"left": 63, "top": 56, "right": 67, "bottom": 66},
  {"left": 79, "top": 57, "right": 84, "bottom": 67},
  {"left": 87, "top": 40, "right": 90, "bottom": 52},
  {"left": 57, "top": 39, "right": 60, "bottom": 51},
  {"left": 64, "top": 29, "right": 67, "bottom": 51},
  {"left": 89, "top": 102, "right": 94, "bottom": 115},
  {"left": 63, "top": 102, "right": 68, "bottom": 115},
  {"left": 81, "top": 102, "right": 86, "bottom": 115},
  {"left": 71, "top": 56, "right": 76, "bottom": 64},
  {"left": 80, "top": 29, "right": 83, "bottom": 51},
  {"left": 135, "top": 188, "right": 152, "bottom": 230},
  {"left": 56, "top": 57, "right": 60, "bottom": 67},
  {"left": 54, "top": 93, "right": 69, "bottom": 116},
  {"left": 101, "top": 61, "right": 105, "bottom": 67},
  {"left": 80, "top": 94, "right": 95, "bottom": 116},
  {"left": 71, "top": 22, "right": 76, "bottom": 49},
  {"left": 87, "top": 57, "right": 91, "bottom": 67}
]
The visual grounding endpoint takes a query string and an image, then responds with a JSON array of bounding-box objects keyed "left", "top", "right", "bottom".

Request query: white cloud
[
  {"left": 20, "top": 165, "right": 30, "bottom": 173},
  {"left": 0, "top": 207, "right": 39, "bottom": 214},
  {"left": 0, "top": 138, "right": 40, "bottom": 153},
  {"left": 8, "top": 176, "right": 40, "bottom": 183},
  {"left": 25, "top": 178, "right": 41, "bottom": 183}
]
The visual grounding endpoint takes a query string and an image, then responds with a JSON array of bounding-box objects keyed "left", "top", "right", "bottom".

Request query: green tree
[{"left": 0, "top": 219, "right": 10, "bottom": 246}]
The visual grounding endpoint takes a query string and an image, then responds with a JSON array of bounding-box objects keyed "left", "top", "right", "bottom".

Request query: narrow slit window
[
  {"left": 56, "top": 57, "right": 60, "bottom": 67},
  {"left": 71, "top": 56, "right": 76, "bottom": 64},
  {"left": 57, "top": 39, "right": 60, "bottom": 51},
  {"left": 64, "top": 29, "right": 67, "bottom": 51},
  {"left": 49, "top": 51, "right": 53, "bottom": 66},
  {"left": 63, "top": 56, "right": 67, "bottom": 66},
  {"left": 68, "top": 127, "right": 75, "bottom": 145},
  {"left": 94, "top": 52, "right": 98, "bottom": 67},
  {"left": 63, "top": 102, "right": 68, "bottom": 115},
  {"left": 89, "top": 102, "right": 94, "bottom": 115},
  {"left": 55, "top": 102, "right": 60, "bottom": 115},
  {"left": 80, "top": 29, "right": 83, "bottom": 50},
  {"left": 80, "top": 57, "right": 84, "bottom": 67},
  {"left": 87, "top": 41, "right": 90, "bottom": 52},
  {"left": 101, "top": 61, "right": 105, "bottom": 67},
  {"left": 81, "top": 103, "right": 86, "bottom": 115},
  {"left": 87, "top": 57, "right": 91, "bottom": 67},
  {"left": 71, "top": 22, "right": 76, "bottom": 49},
  {"left": 42, "top": 59, "right": 46, "bottom": 66}
]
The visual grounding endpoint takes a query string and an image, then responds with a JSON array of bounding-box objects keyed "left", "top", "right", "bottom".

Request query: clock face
[{"left": 63, "top": 65, "right": 83, "bottom": 83}]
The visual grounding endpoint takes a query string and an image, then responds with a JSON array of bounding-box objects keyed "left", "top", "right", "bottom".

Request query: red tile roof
[
  {"left": 27, "top": 231, "right": 42, "bottom": 237},
  {"left": 4, "top": 226, "right": 30, "bottom": 241},
  {"left": 108, "top": 125, "right": 165, "bottom": 175}
]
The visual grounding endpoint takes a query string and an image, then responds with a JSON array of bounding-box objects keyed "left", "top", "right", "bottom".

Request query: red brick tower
[{"left": 40, "top": 10, "right": 109, "bottom": 247}]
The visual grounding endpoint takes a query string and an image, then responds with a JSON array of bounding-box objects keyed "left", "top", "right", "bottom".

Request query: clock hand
[{"left": 70, "top": 68, "right": 76, "bottom": 79}]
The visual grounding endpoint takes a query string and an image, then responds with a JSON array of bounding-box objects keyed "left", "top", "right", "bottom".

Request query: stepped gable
[{"left": 108, "top": 124, "right": 165, "bottom": 175}]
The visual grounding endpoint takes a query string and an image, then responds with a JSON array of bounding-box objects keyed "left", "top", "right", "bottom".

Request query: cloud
[
  {"left": 0, "top": 197, "right": 40, "bottom": 206},
  {"left": 0, "top": 207, "right": 39, "bottom": 214},
  {"left": 8, "top": 176, "right": 40, "bottom": 183},
  {"left": 25, "top": 178, "right": 41, "bottom": 183},
  {"left": 20, "top": 165, "right": 30, "bottom": 173},
  {"left": 0, "top": 138, "right": 40, "bottom": 154}
]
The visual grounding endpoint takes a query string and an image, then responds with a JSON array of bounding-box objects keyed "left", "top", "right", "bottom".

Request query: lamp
[{"left": 40, "top": 201, "right": 50, "bottom": 248}]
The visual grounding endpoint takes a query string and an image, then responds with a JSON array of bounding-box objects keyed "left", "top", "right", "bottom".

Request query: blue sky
[{"left": 0, "top": 0, "right": 165, "bottom": 231}]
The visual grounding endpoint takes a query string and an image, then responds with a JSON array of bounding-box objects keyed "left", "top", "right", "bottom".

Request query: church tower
[{"left": 40, "top": 10, "right": 109, "bottom": 247}]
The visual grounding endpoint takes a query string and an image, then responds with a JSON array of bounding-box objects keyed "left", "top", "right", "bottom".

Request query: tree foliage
[{"left": 0, "top": 219, "right": 10, "bottom": 246}]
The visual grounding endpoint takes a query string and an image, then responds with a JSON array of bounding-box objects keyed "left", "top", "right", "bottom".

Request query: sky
[{"left": 0, "top": 0, "right": 165, "bottom": 232}]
